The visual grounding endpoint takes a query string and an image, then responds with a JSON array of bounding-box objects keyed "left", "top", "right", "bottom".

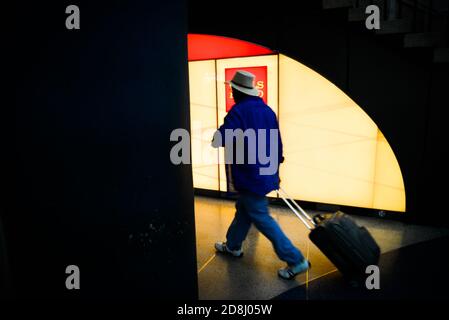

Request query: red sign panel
[{"left": 225, "top": 66, "right": 268, "bottom": 112}]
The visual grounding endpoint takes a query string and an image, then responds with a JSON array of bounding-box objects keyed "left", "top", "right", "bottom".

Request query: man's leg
[
  {"left": 225, "top": 195, "right": 252, "bottom": 251},
  {"left": 242, "top": 194, "right": 304, "bottom": 266}
]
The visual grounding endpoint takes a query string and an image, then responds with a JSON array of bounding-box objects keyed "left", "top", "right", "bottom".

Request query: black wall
[
  {"left": 189, "top": 0, "right": 449, "bottom": 225},
  {"left": 6, "top": 1, "right": 197, "bottom": 298}
]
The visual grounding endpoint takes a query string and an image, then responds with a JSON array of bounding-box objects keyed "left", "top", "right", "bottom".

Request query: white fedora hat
[{"left": 226, "top": 70, "right": 259, "bottom": 97}]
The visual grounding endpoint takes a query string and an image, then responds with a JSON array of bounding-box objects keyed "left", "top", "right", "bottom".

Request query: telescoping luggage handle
[{"left": 277, "top": 187, "right": 316, "bottom": 230}]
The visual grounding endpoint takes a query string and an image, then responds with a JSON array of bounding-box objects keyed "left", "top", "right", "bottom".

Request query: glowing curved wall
[{"left": 188, "top": 35, "right": 405, "bottom": 212}]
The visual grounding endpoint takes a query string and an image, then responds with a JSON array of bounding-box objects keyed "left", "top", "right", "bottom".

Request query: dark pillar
[{"left": 5, "top": 0, "right": 197, "bottom": 298}]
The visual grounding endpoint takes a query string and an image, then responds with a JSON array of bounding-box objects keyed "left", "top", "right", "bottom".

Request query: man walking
[{"left": 212, "top": 70, "right": 310, "bottom": 280}]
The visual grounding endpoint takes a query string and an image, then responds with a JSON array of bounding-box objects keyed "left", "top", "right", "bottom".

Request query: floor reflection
[{"left": 195, "top": 195, "right": 449, "bottom": 300}]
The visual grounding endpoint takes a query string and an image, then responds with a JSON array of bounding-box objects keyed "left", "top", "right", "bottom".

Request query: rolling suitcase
[{"left": 277, "top": 188, "right": 380, "bottom": 281}]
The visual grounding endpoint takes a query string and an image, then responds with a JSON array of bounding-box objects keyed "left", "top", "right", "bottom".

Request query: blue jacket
[{"left": 212, "top": 96, "right": 283, "bottom": 196}]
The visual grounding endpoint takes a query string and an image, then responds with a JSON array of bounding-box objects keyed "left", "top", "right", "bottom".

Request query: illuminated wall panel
[
  {"left": 218, "top": 148, "right": 227, "bottom": 192},
  {"left": 278, "top": 54, "right": 405, "bottom": 212},
  {"left": 188, "top": 34, "right": 274, "bottom": 61},
  {"left": 189, "top": 60, "right": 219, "bottom": 190},
  {"left": 187, "top": 35, "right": 405, "bottom": 212},
  {"left": 373, "top": 131, "right": 406, "bottom": 211}
]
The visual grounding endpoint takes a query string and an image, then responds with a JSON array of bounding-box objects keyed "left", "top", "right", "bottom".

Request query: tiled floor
[{"left": 194, "top": 195, "right": 449, "bottom": 300}]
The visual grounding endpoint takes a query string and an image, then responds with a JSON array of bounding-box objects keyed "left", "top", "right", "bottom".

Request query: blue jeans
[{"left": 226, "top": 192, "right": 305, "bottom": 266}]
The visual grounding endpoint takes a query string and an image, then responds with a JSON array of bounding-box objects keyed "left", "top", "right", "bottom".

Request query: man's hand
[{"left": 211, "top": 130, "right": 222, "bottom": 148}]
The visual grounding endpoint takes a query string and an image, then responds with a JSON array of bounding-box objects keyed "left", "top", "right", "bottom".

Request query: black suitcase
[{"left": 278, "top": 188, "right": 380, "bottom": 280}]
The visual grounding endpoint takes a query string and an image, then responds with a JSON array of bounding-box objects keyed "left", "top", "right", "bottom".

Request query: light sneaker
[
  {"left": 278, "top": 259, "right": 311, "bottom": 280},
  {"left": 214, "top": 242, "right": 243, "bottom": 257}
]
